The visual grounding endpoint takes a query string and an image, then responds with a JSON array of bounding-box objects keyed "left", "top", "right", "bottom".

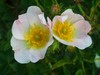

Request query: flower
[
  {"left": 94, "top": 54, "right": 100, "bottom": 68},
  {"left": 11, "top": 6, "right": 54, "bottom": 63},
  {"left": 48, "top": 9, "right": 92, "bottom": 49}
]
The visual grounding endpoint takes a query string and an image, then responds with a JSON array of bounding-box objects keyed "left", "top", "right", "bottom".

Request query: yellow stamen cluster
[
  {"left": 24, "top": 24, "right": 50, "bottom": 49},
  {"left": 52, "top": 20, "right": 75, "bottom": 42}
]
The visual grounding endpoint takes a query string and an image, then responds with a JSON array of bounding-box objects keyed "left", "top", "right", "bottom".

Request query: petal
[
  {"left": 26, "top": 6, "right": 43, "bottom": 25},
  {"left": 47, "top": 17, "right": 52, "bottom": 27},
  {"left": 12, "top": 20, "right": 25, "bottom": 40},
  {"left": 27, "top": 6, "right": 42, "bottom": 15},
  {"left": 61, "top": 9, "right": 84, "bottom": 24},
  {"left": 72, "top": 35, "right": 92, "bottom": 49},
  {"left": 11, "top": 37, "right": 28, "bottom": 51},
  {"left": 53, "top": 15, "right": 68, "bottom": 25},
  {"left": 29, "top": 37, "right": 54, "bottom": 63},
  {"left": 67, "top": 14, "right": 84, "bottom": 24},
  {"left": 38, "top": 13, "right": 47, "bottom": 25},
  {"left": 12, "top": 13, "right": 30, "bottom": 40},
  {"left": 61, "top": 15, "right": 68, "bottom": 22},
  {"left": 74, "top": 20, "right": 91, "bottom": 35},
  {"left": 53, "top": 34, "right": 73, "bottom": 46},
  {"left": 61, "top": 9, "right": 74, "bottom": 16},
  {"left": 47, "top": 37, "right": 54, "bottom": 47},
  {"left": 53, "top": 34, "right": 92, "bottom": 49},
  {"left": 14, "top": 50, "right": 30, "bottom": 64},
  {"left": 18, "top": 13, "right": 30, "bottom": 32},
  {"left": 47, "top": 17, "right": 54, "bottom": 34},
  {"left": 29, "top": 48, "right": 47, "bottom": 63},
  {"left": 52, "top": 16, "right": 60, "bottom": 25}
]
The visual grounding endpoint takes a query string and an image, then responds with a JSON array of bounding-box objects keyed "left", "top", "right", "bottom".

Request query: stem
[
  {"left": 75, "top": 49, "right": 86, "bottom": 75},
  {"left": 48, "top": 62, "right": 52, "bottom": 69},
  {"left": 81, "top": 61, "right": 86, "bottom": 75},
  {"left": 79, "top": 50, "right": 86, "bottom": 75},
  {"left": 84, "top": 59, "right": 94, "bottom": 63}
]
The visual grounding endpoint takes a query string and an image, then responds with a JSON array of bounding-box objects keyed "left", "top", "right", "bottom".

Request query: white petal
[
  {"left": 14, "top": 50, "right": 30, "bottom": 64},
  {"left": 95, "top": 54, "right": 100, "bottom": 68},
  {"left": 67, "top": 14, "right": 84, "bottom": 24},
  {"left": 12, "top": 20, "right": 25, "bottom": 40},
  {"left": 72, "top": 35, "right": 92, "bottom": 49},
  {"left": 47, "top": 17, "right": 52, "bottom": 27},
  {"left": 74, "top": 20, "right": 91, "bottom": 35},
  {"left": 53, "top": 16, "right": 60, "bottom": 25},
  {"left": 53, "top": 34, "right": 92, "bottom": 49},
  {"left": 29, "top": 37, "right": 54, "bottom": 63},
  {"left": 26, "top": 6, "right": 43, "bottom": 25},
  {"left": 11, "top": 37, "right": 28, "bottom": 51},
  {"left": 53, "top": 15, "right": 68, "bottom": 25},
  {"left": 47, "top": 37, "right": 54, "bottom": 47},
  {"left": 61, "top": 15, "right": 68, "bottom": 22},
  {"left": 27, "top": 6, "right": 42, "bottom": 15},
  {"left": 61, "top": 9, "right": 84, "bottom": 24},
  {"left": 29, "top": 47, "right": 47, "bottom": 63},
  {"left": 18, "top": 13, "right": 30, "bottom": 32},
  {"left": 61, "top": 9, "right": 74, "bottom": 16},
  {"left": 53, "top": 34, "right": 73, "bottom": 46},
  {"left": 12, "top": 13, "right": 30, "bottom": 40},
  {"left": 38, "top": 13, "right": 47, "bottom": 25},
  {"left": 47, "top": 17, "right": 54, "bottom": 34}
]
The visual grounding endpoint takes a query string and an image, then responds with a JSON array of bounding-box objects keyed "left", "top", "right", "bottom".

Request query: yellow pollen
[
  {"left": 24, "top": 24, "right": 50, "bottom": 49},
  {"left": 52, "top": 20, "right": 75, "bottom": 42}
]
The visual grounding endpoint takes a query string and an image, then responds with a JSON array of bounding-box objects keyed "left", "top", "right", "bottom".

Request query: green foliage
[
  {"left": 0, "top": 0, "right": 100, "bottom": 75},
  {"left": 75, "top": 69, "right": 83, "bottom": 75}
]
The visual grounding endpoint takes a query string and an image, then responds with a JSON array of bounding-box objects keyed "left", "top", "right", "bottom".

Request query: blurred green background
[{"left": 0, "top": 0, "right": 100, "bottom": 75}]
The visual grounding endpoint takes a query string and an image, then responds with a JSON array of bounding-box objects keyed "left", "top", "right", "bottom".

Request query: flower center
[
  {"left": 52, "top": 20, "right": 75, "bottom": 42},
  {"left": 24, "top": 24, "right": 50, "bottom": 49}
]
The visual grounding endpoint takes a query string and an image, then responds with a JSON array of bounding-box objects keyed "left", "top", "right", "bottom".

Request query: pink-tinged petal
[
  {"left": 72, "top": 35, "right": 92, "bottom": 49},
  {"left": 12, "top": 20, "right": 25, "bottom": 40},
  {"left": 61, "top": 9, "right": 84, "bottom": 24},
  {"left": 53, "top": 15, "right": 68, "bottom": 23},
  {"left": 18, "top": 14, "right": 30, "bottom": 32},
  {"left": 26, "top": 6, "right": 43, "bottom": 25},
  {"left": 53, "top": 16, "right": 60, "bottom": 25},
  {"left": 47, "top": 17, "right": 53, "bottom": 33},
  {"left": 38, "top": 13, "right": 47, "bottom": 25},
  {"left": 29, "top": 37, "right": 54, "bottom": 63},
  {"left": 61, "top": 9, "right": 74, "bottom": 16},
  {"left": 12, "top": 14, "right": 30, "bottom": 40},
  {"left": 67, "top": 14, "right": 84, "bottom": 24},
  {"left": 47, "top": 17, "right": 52, "bottom": 27},
  {"left": 53, "top": 34, "right": 92, "bottom": 49},
  {"left": 14, "top": 50, "right": 30, "bottom": 64},
  {"left": 74, "top": 20, "right": 91, "bottom": 36},
  {"left": 53, "top": 15, "right": 68, "bottom": 26},
  {"left": 11, "top": 37, "right": 28, "bottom": 51}
]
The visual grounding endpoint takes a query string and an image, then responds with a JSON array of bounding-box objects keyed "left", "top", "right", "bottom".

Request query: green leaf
[
  {"left": 63, "top": 66, "right": 70, "bottom": 75},
  {"left": 52, "top": 40, "right": 59, "bottom": 51},
  {"left": 52, "top": 58, "right": 73, "bottom": 70},
  {"left": 75, "top": 69, "right": 83, "bottom": 75}
]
